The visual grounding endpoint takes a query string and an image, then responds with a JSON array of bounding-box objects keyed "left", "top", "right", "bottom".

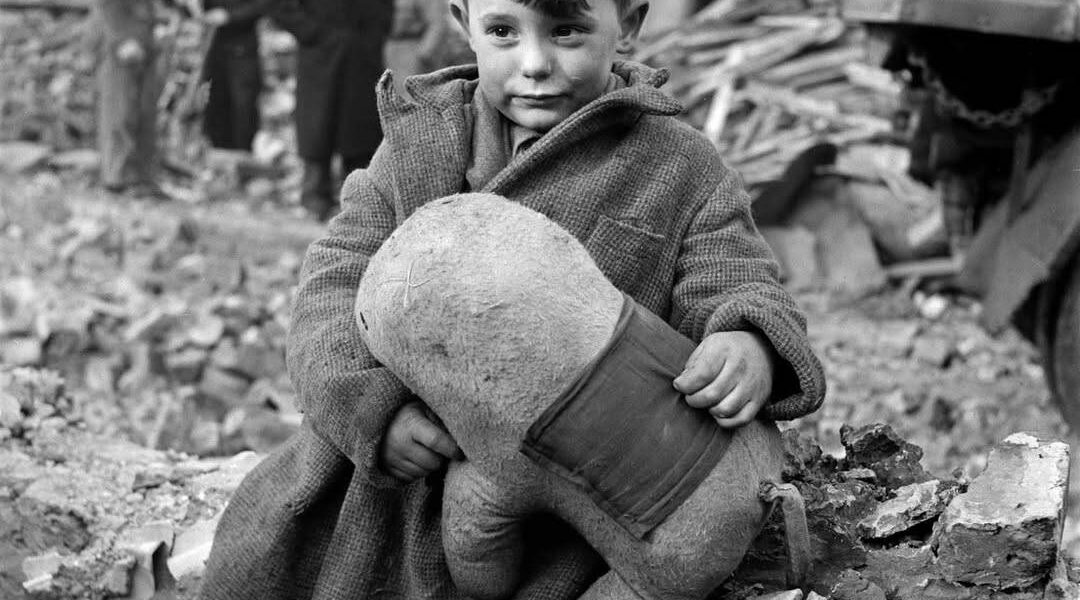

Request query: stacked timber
[{"left": 635, "top": 0, "right": 902, "bottom": 187}]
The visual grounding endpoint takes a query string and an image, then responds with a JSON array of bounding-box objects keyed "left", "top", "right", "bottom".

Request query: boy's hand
[
  {"left": 673, "top": 331, "right": 776, "bottom": 428},
  {"left": 380, "top": 400, "right": 464, "bottom": 482}
]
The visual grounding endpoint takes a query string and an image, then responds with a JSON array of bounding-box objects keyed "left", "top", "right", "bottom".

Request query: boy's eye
[
  {"left": 487, "top": 25, "right": 513, "bottom": 37},
  {"left": 552, "top": 25, "right": 584, "bottom": 38}
]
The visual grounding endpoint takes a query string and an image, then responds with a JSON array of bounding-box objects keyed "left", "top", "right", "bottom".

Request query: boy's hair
[{"left": 466, "top": 0, "right": 634, "bottom": 19}]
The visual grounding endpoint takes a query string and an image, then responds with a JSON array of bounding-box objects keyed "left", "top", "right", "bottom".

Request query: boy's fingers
[
  {"left": 673, "top": 343, "right": 715, "bottom": 393},
  {"left": 707, "top": 384, "right": 747, "bottom": 419},
  {"left": 402, "top": 444, "right": 445, "bottom": 472},
  {"left": 684, "top": 359, "right": 739, "bottom": 408},
  {"left": 412, "top": 419, "right": 463, "bottom": 460},
  {"left": 713, "top": 392, "right": 770, "bottom": 429},
  {"left": 388, "top": 459, "right": 426, "bottom": 481},
  {"left": 675, "top": 355, "right": 728, "bottom": 398}
]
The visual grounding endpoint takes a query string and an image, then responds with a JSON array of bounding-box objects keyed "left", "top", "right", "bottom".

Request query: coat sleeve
[
  {"left": 286, "top": 142, "right": 413, "bottom": 485},
  {"left": 268, "top": 0, "right": 326, "bottom": 46},
  {"left": 671, "top": 165, "right": 826, "bottom": 421}
]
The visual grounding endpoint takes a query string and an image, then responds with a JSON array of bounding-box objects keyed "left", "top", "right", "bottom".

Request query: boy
[{"left": 199, "top": 0, "right": 826, "bottom": 598}]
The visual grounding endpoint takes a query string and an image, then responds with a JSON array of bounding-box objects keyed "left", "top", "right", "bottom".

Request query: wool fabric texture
[{"left": 198, "top": 61, "right": 826, "bottom": 600}]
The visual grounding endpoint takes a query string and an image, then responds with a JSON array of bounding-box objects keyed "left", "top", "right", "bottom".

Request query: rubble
[
  {"left": 840, "top": 423, "right": 932, "bottom": 489},
  {"left": 856, "top": 479, "right": 960, "bottom": 540},
  {"left": 0, "top": 182, "right": 314, "bottom": 456},
  {"left": 0, "top": 388, "right": 262, "bottom": 599},
  {"left": 932, "top": 433, "right": 1070, "bottom": 590},
  {"left": 730, "top": 426, "right": 1073, "bottom": 600},
  {"left": 1, "top": 371, "right": 1074, "bottom": 598}
]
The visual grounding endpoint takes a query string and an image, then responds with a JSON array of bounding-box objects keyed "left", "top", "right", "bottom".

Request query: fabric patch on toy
[{"left": 520, "top": 294, "right": 734, "bottom": 539}]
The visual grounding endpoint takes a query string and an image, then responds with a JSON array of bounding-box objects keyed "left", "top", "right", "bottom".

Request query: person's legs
[
  {"left": 98, "top": 57, "right": 138, "bottom": 190},
  {"left": 202, "top": 39, "right": 233, "bottom": 149},
  {"left": 131, "top": 53, "right": 164, "bottom": 197},
  {"left": 227, "top": 45, "right": 262, "bottom": 151},
  {"left": 301, "top": 159, "right": 335, "bottom": 221}
]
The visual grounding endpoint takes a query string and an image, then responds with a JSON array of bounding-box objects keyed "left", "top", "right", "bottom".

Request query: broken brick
[
  {"left": 857, "top": 479, "right": 960, "bottom": 540},
  {"left": 932, "top": 433, "right": 1069, "bottom": 589},
  {"left": 841, "top": 423, "right": 931, "bottom": 489}
]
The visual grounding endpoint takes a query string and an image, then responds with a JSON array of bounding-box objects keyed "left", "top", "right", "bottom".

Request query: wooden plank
[{"left": 0, "top": 0, "right": 90, "bottom": 10}]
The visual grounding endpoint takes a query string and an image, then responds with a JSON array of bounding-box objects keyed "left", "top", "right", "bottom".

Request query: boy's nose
[{"left": 519, "top": 40, "right": 553, "bottom": 80}]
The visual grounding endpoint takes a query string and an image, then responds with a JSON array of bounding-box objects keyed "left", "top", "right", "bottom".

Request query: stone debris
[
  {"left": 932, "top": 433, "right": 1070, "bottom": 590},
  {"left": 0, "top": 196, "right": 309, "bottom": 458},
  {"left": 912, "top": 337, "right": 953, "bottom": 368},
  {"left": 817, "top": 204, "right": 889, "bottom": 299},
  {"left": 857, "top": 479, "right": 960, "bottom": 540},
  {"left": 0, "top": 141, "right": 51, "bottom": 174},
  {"left": 841, "top": 423, "right": 932, "bottom": 489},
  {"left": 760, "top": 225, "right": 819, "bottom": 292},
  {"left": 829, "top": 569, "right": 887, "bottom": 600},
  {"left": 726, "top": 427, "right": 1073, "bottom": 600},
  {"left": 0, "top": 361, "right": 1073, "bottom": 600},
  {"left": 757, "top": 589, "right": 804, "bottom": 600},
  {"left": 0, "top": 399, "right": 262, "bottom": 599}
]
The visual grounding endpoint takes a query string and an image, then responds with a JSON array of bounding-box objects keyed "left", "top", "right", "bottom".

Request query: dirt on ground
[{"left": 1, "top": 169, "right": 1077, "bottom": 598}]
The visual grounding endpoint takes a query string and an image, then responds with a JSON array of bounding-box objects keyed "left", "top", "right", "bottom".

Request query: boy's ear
[
  {"left": 616, "top": 1, "right": 648, "bottom": 54},
  {"left": 449, "top": 0, "right": 474, "bottom": 48}
]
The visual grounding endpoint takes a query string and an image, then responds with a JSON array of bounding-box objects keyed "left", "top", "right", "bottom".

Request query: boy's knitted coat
[{"left": 198, "top": 62, "right": 826, "bottom": 600}]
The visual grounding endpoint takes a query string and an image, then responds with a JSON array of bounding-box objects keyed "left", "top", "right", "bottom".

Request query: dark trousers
[
  {"left": 202, "top": 32, "right": 262, "bottom": 151},
  {"left": 301, "top": 154, "right": 368, "bottom": 221}
]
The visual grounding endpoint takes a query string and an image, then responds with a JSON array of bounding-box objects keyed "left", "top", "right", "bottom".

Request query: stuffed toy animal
[{"left": 355, "top": 193, "right": 789, "bottom": 600}]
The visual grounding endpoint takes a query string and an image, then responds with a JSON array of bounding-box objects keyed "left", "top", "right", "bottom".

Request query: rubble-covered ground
[
  {"left": 1, "top": 164, "right": 1077, "bottom": 599},
  {"left": 4, "top": 1, "right": 1080, "bottom": 598}
]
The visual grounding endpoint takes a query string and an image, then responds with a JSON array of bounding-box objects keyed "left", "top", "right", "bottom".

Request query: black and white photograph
[{"left": 2, "top": 0, "right": 1080, "bottom": 598}]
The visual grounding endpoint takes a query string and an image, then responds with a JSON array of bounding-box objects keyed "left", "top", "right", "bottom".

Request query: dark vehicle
[{"left": 839, "top": 0, "right": 1080, "bottom": 425}]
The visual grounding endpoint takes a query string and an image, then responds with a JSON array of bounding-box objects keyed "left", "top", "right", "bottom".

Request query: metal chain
[{"left": 907, "top": 50, "right": 1061, "bottom": 129}]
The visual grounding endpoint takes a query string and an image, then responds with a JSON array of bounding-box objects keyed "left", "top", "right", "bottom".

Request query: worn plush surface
[
  {"left": 357, "top": 193, "right": 787, "bottom": 600},
  {"left": 198, "top": 61, "right": 825, "bottom": 600}
]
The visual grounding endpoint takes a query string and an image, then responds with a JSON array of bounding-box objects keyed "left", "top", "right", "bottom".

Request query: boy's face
[{"left": 451, "top": 0, "right": 647, "bottom": 132}]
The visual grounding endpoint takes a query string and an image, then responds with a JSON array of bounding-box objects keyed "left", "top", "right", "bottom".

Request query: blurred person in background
[
  {"left": 200, "top": 0, "right": 275, "bottom": 151},
  {"left": 90, "top": 0, "right": 165, "bottom": 197},
  {"left": 386, "top": 0, "right": 474, "bottom": 90},
  {"left": 270, "top": 0, "right": 395, "bottom": 221}
]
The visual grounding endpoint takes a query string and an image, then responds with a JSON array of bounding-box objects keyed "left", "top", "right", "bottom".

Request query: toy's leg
[
  {"left": 579, "top": 571, "right": 648, "bottom": 600},
  {"left": 442, "top": 461, "right": 526, "bottom": 600}
]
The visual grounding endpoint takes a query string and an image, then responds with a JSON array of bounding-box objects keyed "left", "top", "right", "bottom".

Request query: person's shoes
[
  {"left": 103, "top": 182, "right": 169, "bottom": 201},
  {"left": 129, "top": 182, "right": 171, "bottom": 202},
  {"left": 303, "top": 199, "right": 340, "bottom": 222}
]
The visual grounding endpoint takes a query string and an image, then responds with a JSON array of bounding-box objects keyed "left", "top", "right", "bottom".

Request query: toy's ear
[
  {"left": 449, "top": 0, "right": 475, "bottom": 52},
  {"left": 616, "top": 1, "right": 648, "bottom": 54}
]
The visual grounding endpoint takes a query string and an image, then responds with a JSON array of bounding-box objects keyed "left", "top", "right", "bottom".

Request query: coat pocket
[{"left": 585, "top": 214, "right": 666, "bottom": 295}]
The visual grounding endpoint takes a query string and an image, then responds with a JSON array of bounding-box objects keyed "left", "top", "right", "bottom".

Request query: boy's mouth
[{"left": 513, "top": 94, "right": 564, "bottom": 107}]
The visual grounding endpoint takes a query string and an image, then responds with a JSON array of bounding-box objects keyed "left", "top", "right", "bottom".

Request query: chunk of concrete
[
  {"left": 830, "top": 568, "right": 887, "bottom": 600},
  {"left": 817, "top": 205, "right": 887, "bottom": 299},
  {"left": 757, "top": 590, "right": 804, "bottom": 600},
  {"left": 760, "top": 226, "right": 820, "bottom": 292},
  {"left": 841, "top": 423, "right": 932, "bottom": 489},
  {"left": 48, "top": 148, "right": 100, "bottom": 172},
  {"left": 0, "top": 142, "right": 51, "bottom": 174},
  {"left": 857, "top": 479, "right": 960, "bottom": 539},
  {"left": 912, "top": 337, "right": 953, "bottom": 368},
  {"left": 933, "top": 433, "right": 1070, "bottom": 589}
]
